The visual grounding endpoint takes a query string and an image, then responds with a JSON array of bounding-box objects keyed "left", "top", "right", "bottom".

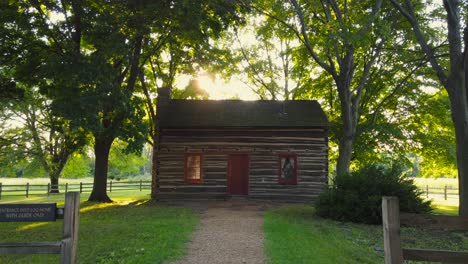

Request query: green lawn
[
  {"left": 0, "top": 195, "right": 198, "bottom": 264},
  {"left": 263, "top": 204, "right": 468, "bottom": 264},
  {"left": 413, "top": 177, "right": 458, "bottom": 189},
  {"left": 1, "top": 177, "right": 464, "bottom": 263}
]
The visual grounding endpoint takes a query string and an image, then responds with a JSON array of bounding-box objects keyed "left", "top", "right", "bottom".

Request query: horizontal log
[
  {"left": 161, "top": 137, "right": 326, "bottom": 144},
  {"left": 400, "top": 213, "right": 468, "bottom": 230},
  {"left": 161, "top": 129, "right": 326, "bottom": 138},
  {"left": 156, "top": 192, "right": 228, "bottom": 200},
  {"left": 251, "top": 153, "right": 326, "bottom": 160},
  {"left": 159, "top": 186, "right": 226, "bottom": 193},
  {"left": 249, "top": 183, "right": 326, "bottom": 189},
  {"left": 403, "top": 248, "right": 468, "bottom": 262},
  {"left": 0, "top": 242, "right": 61, "bottom": 254},
  {"left": 249, "top": 180, "right": 327, "bottom": 186},
  {"left": 249, "top": 172, "right": 326, "bottom": 178},
  {"left": 160, "top": 142, "right": 326, "bottom": 148},
  {"left": 249, "top": 165, "right": 326, "bottom": 171},
  {"left": 158, "top": 181, "right": 226, "bottom": 187}
]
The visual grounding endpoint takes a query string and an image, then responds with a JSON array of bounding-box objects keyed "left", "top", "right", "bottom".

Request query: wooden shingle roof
[{"left": 158, "top": 100, "right": 328, "bottom": 128}]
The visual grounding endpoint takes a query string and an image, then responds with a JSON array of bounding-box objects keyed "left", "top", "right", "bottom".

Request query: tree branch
[
  {"left": 289, "top": 0, "right": 335, "bottom": 75},
  {"left": 389, "top": 0, "right": 448, "bottom": 87}
]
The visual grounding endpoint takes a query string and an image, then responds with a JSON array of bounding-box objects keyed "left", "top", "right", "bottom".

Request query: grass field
[
  {"left": 0, "top": 177, "right": 151, "bottom": 204},
  {"left": 0, "top": 177, "right": 95, "bottom": 185},
  {"left": 0, "top": 177, "right": 463, "bottom": 263},
  {"left": 0, "top": 194, "right": 197, "bottom": 264},
  {"left": 264, "top": 205, "right": 468, "bottom": 264},
  {"left": 413, "top": 177, "right": 458, "bottom": 189}
]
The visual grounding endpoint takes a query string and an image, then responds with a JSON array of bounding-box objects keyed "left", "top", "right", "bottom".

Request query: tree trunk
[
  {"left": 335, "top": 68, "right": 358, "bottom": 176},
  {"left": 455, "top": 125, "right": 468, "bottom": 216},
  {"left": 50, "top": 175, "right": 59, "bottom": 193},
  {"left": 448, "top": 75, "right": 468, "bottom": 216},
  {"left": 48, "top": 155, "right": 69, "bottom": 194},
  {"left": 460, "top": 24, "right": 468, "bottom": 216},
  {"left": 151, "top": 135, "right": 158, "bottom": 199},
  {"left": 88, "top": 136, "right": 113, "bottom": 202},
  {"left": 336, "top": 135, "right": 354, "bottom": 176}
]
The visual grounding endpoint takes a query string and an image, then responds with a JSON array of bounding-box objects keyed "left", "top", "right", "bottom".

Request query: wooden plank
[
  {"left": 160, "top": 142, "right": 325, "bottom": 147},
  {"left": 61, "top": 192, "right": 80, "bottom": 264},
  {"left": 162, "top": 137, "right": 326, "bottom": 144},
  {"left": 382, "top": 197, "right": 403, "bottom": 264},
  {"left": 248, "top": 193, "right": 319, "bottom": 202},
  {"left": 161, "top": 128, "right": 325, "bottom": 137},
  {"left": 159, "top": 186, "right": 226, "bottom": 193},
  {"left": 156, "top": 192, "right": 228, "bottom": 200},
  {"left": 400, "top": 213, "right": 468, "bottom": 230},
  {"left": 0, "top": 242, "right": 61, "bottom": 254},
  {"left": 403, "top": 248, "right": 468, "bottom": 263}
]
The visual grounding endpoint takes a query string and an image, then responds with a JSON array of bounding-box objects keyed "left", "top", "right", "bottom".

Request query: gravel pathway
[{"left": 168, "top": 200, "right": 274, "bottom": 264}]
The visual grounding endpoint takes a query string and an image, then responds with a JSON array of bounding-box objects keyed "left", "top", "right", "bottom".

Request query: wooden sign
[{"left": 0, "top": 204, "right": 57, "bottom": 222}]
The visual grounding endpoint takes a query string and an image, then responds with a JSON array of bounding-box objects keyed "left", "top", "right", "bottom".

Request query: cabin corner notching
[{"left": 153, "top": 87, "right": 329, "bottom": 202}]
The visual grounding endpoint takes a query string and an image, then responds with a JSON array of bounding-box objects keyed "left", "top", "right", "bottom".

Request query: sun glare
[{"left": 176, "top": 73, "right": 258, "bottom": 100}]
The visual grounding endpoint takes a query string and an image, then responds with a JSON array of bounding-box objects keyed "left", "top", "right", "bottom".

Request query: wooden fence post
[
  {"left": 109, "top": 181, "right": 112, "bottom": 192},
  {"left": 26, "top": 183, "right": 29, "bottom": 198},
  {"left": 426, "top": 185, "right": 429, "bottom": 199},
  {"left": 382, "top": 196, "right": 403, "bottom": 264},
  {"left": 61, "top": 192, "right": 80, "bottom": 264},
  {"left": 140, "top": 180, "right": 142, "bottom": 191},
  {"left": 0, "top": 183, "right": 2, "bottom": 200},
  {"left": 65, "top": 183, "right": 68, "bottom": 193},
  {"left": 444, "top": 185, "right": 447, "bottom": 200},
  {"left": 47, "top": 183, "right": 50, "bottom": 196},
  {"left": 79, "top": 183, "right": 82, "bottom": 193}
]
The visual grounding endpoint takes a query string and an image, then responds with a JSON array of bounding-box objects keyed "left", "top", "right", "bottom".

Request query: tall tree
[
  {"left": 136, "top": 1, "right": 247, "bottom": 198},
  {"left": 1, "top": 1, "right": 87, "bottom": 189},
  {"left": 3, "top": 1, "right": 150, "bottom": 201},
  {"left": 0, "top": 88, "right": 85, "bottom": 191},
  {"left": 228, "top": 16, "right": 301, "bottom": 100},
  {"left": 49, "top": 1, "right": 149, "bottom": 202},
  {"left": 389, "top": 0, "right": 468, "bottom": 215},
  {"left": 245, "top": 0, "right": 428, "bottom": 175}
]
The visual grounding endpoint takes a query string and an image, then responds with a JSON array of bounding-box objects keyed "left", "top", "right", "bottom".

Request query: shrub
[{"left": 315, "top": 164, "right": 431, "bottom": 224}]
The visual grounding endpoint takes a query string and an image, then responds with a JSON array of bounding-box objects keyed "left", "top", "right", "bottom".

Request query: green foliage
[
  {"left": 316, "top": 164, "right": 432, "bottom": 224},
  {"left": 108, "top": 141, "right": 148, "bottom": 180},
  {"left": 0, "top": 87, "right": 86, "bottom": 182},
  {"left": 62, "top": 153, "right": 93, "bottom": 179},
  {"left": 0, "top": 158, "right": 47, "bottom": 178}
]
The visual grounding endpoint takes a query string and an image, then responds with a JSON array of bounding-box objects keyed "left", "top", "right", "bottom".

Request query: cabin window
[
  {"left": 185, "top": 154, "right": 202, "bottom": 184},
  {"left": 279, "top": 154, "right": 297, "bottom": 185}
]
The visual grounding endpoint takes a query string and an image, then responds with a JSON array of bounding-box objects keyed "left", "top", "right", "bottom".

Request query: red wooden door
[{"left": 228, "top": 154, "right": 249, "bottom": 195}]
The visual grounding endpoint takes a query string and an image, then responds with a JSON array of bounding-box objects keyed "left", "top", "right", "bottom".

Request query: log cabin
[{"left": 152, "top": 87, "right": 329, "bottom": 202}]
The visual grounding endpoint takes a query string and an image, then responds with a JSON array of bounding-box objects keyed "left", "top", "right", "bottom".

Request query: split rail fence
[
  {"left": 382, "top": 196, "right": 468, "bottom": 263},
  {"left": 0, "top": 180, "right": 151, "bottom": 200},
  {"left": 419, "top": 185, "right": 458, "bottom": 201}
]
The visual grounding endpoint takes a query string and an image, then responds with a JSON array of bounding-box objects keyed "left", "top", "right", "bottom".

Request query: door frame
[{"left": 227, "top": 153, "right": 250, "bottom": 195}]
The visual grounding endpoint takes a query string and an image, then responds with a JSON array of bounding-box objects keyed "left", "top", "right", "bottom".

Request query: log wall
[{"left": 156, "top": 128, "right": 328, "bottom": 202}]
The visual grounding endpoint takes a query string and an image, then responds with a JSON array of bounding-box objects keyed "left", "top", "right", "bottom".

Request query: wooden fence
[
  {"left": 0, "top": 192, "right": 80, "bottom": 264},
  {"left": 0, "top": 180, "right": 151, "bottom": 200},
  {"left": 382, "top": 196, "right": 468, "bottom": 263},
  {"left": 420, "top": 185, "right": 458, "bottom": 200}
]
